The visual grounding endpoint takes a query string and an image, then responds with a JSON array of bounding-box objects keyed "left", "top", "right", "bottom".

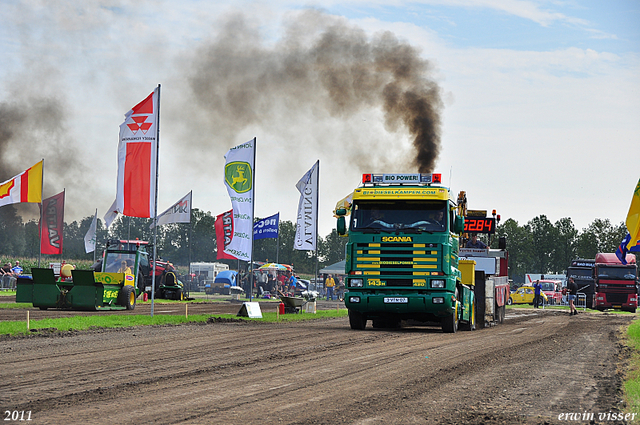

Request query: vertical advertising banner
[
  {"left": 40, "top": 191, "right": 65, "bottom": 255},
  {"left": 223, "top": 139, "right": 255, "bottom": 261},
  {"left": 84, "top": 210, "right": 98, "bottom": 254},
  {"left": 294, "top": 160, "right": 319, "bottom": 251},
  {"left": 116, "top": 87, "right": 159, "bottom": 218},
  {"left": 215, "top": 210, "right": 237, "bottom": 260}
]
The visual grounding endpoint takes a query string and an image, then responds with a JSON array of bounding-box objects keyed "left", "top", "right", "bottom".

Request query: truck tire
[
  {"left": 348, "top": 310, "right": 367, "bottom": 330},
  {"left": 119, "top": 286, "right": 136, "bottom": 310},
  {"left": 461, "top": 297, "right": 476, "bottom": 331},
  {"left": 442, "top": 300, "right": 459, "bottom": 333}
]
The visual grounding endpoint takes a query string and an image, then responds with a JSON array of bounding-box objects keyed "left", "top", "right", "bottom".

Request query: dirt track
[{"left": 0, "top": 304, "right": 635, "bottom": 425}]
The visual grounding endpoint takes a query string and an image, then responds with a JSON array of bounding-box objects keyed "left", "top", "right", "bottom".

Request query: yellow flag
[
  {"left": 0, "top": 160, "right": 43, "bottom": 207},
  {"left": 625, "top": 178, "right": 640, "bottom": 250}
]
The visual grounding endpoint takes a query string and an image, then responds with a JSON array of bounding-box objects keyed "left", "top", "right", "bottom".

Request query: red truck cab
[{"left": 594, "top": 253, "right": 638, "bottom": 312}]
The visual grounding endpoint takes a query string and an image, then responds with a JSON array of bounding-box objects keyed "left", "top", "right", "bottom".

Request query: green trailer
[
  {"left": 16, "top": 239, "right": 149, "bottom": 311},
  {"left": 16, "top": 269, "right": 138, "bottom": 311}
]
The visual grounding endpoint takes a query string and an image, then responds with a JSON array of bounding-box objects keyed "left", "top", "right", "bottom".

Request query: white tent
[{"left": 319, "top": 260, "right": 346, "bottom": 275}]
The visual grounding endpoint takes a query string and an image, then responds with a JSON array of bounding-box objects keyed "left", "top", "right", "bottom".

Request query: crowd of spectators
[{"left": 0, "top": 260, "right": 22, "bottom": 290}]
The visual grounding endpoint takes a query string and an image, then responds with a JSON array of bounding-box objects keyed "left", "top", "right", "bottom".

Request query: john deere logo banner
[
  {"left": 223, "top": 139, "right": 255, "bottom": 261},
  {"left": 225, "top": 162, "right": 252, "bottom": 193}
]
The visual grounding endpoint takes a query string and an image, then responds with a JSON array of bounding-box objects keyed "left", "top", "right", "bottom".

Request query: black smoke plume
[{"left": 188, "top": 10, "right": 443, "bottom": 173}]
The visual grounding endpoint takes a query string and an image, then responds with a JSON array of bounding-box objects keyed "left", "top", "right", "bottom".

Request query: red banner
[
  {"left": 40, "top": 191, "right": 65, "bottom": 255},
  {"left": 215, "top": 210, "right": 236, "bottom": 260}
]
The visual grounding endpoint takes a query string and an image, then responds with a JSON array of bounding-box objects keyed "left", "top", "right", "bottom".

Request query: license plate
[{"left": 384, "top": 297, "right": 408, "bottom": 304}]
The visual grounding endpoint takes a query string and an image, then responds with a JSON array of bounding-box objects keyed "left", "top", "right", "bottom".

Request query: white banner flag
[
  {"left": 223, "top": 139, "right": 255, "bottom": 261},
  {"left": 150, "top": 191, "right": 192, "bottom": 229},
  {"left": 84, "top": 210, "right": 98, "bottom": 253},
  {"left": 294, "top": 160, "right": 319, "bottom": 251}
]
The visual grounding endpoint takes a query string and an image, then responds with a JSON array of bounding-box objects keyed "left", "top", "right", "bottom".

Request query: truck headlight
[
  {"left": 350, "top": 278, "right": 363, "bottom": 287},
  {"left": 431, "top": 279, "right": 445, "bottom": 288},
  {"left": 433, "top": 297, "right": 444, "bottom": 304},
  {"left": 349, "top": 296, "right": 361, "bottom": 303}
]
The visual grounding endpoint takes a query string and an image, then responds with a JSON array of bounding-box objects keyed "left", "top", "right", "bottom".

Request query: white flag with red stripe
[{"left": 115, "top": 87, "right": 159, "bottom": 218}]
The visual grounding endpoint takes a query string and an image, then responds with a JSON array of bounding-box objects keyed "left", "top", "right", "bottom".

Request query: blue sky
[{"left": 0, "top": 0, "right": 638, "bottom": 239}]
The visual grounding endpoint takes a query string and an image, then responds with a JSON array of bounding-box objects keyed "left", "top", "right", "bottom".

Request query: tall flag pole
[
  {"left": 40, "top": 189, "right": 65, "bottom": 258},
  {"left": 294, "top": 160, "right": 319, "bottom": 295},
  {"left": 109, "top": 85, "right": 160, "bottom": 315},
  {"left": 151, "top": 84, "right": 161, "bottom": 317},
  {"left": 294, "top": 160, "right": 319, "bottom": 251},
  {"left": 84, "top": 209, "right": 98, "bottom": 260},
  {"left": 223, "top": 138, "right": 256, "bottom": 299}
]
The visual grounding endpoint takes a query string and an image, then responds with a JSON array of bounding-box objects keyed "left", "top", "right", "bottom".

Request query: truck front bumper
[{"left": 344, "top": 290, "right": 456, "bottom": 318}]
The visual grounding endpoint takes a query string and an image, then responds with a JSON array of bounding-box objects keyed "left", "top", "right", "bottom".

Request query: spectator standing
[
  {"left": 533, "top": 276, "right": 543, "bottom": 308},
  {"left": 288, "top": 273, "right": 297, "bottom": 296},
  {"left": 325, "top": 274, "right": 336, "bottom": 300},
  {"left": 567, "top": 277, "right": 579, "bottom": 315}
]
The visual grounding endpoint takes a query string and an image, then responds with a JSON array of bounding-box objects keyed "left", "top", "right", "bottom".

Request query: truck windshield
[
  {"left": 540, "top": 282, "right": 557, "bottom": 291},
  {"left": 598, "top": 266, "right": 636, "bottom": 280},
  {"left": 351, "top": 200, "right": 447, "bottom": 233},
  {"left": 568, "top": 269, "right": 594, "bottom": 280}
]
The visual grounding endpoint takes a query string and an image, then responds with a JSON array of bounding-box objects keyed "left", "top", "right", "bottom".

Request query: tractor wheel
[
  {"left": 119, "top": 286, "right": 136, "bottom": 310},
  {"left": 348, "top": 309, "right": 367, "bottom": 330}
]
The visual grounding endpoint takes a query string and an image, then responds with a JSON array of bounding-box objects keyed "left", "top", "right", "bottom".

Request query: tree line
[
  {"left": 491, "top": 215, "right": 628, "bottom": 283},
  {"left": 0, "top": 205, "right": 347, "bottom": 274},
  {"left": 0, "top": 204, "right": 630, "bottom": 280}
]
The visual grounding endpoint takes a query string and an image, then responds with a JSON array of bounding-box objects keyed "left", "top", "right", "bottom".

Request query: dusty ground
[{"left": 0, "top": 299, "right": 635, "bottom": 425}]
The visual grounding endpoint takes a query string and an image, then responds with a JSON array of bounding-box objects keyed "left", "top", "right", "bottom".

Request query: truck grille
[
  {"left": 606, "top": 293, "right": 629, "bottom": 304},
  {"left": 354, "top": 242, "right": 441, "bottom": 286}
]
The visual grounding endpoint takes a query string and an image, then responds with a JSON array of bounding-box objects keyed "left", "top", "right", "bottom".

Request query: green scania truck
[{"left": 335, "top": 173, "right": 509, "bottom": 333}]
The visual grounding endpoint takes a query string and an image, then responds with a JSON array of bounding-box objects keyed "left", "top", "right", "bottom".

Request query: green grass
[
  {"left": 0, "top": 308, "right": 348, "bottom": 336},
  {"left": 624, "top": 319, "right": 640, "bottom": 414}
]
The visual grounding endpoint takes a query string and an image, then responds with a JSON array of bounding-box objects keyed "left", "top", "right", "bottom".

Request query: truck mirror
[
  {"left": 337, "top": 216, "right": 346, "bottom": 235},
  {"left": 335, "top": 208, "right": 347, "bottom": 216},
  {"left": 454, "top": 215, "right": 465, "bottom": 234},
  {"left": 499, "top": 236, "right": 506, "bottom": 250}
]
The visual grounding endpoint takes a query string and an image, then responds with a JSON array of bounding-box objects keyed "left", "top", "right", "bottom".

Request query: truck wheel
[
  {"left": 348, "top": 310, "right": 367, "bottom": 330},
  {"left": 461, "top": 297, "right": 476, "bottom": 331},
  {"left": 507, "top": 297, "right": 513, "bottom": 306},
  {"left": 119, "top": 286, "right": 136, "bottom": 310},
  {"left": 442, "top": 300, "right": 459, "bottom": 333}
]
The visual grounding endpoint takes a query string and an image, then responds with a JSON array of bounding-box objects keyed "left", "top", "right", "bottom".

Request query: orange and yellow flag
[
  {"left": 625, "top": 178, "right": 640, "bottom": 251},
  {"left": 0, "top": 160, "right": 43, "bottom": 207}
]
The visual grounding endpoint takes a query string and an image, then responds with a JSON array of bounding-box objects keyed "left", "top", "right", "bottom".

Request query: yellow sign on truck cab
[
  {"left": 354, "top": 187, "right": 449, "bottom": 201},
  {"left": 382, "top": 236, "right": 413, "bottom": 242}
]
